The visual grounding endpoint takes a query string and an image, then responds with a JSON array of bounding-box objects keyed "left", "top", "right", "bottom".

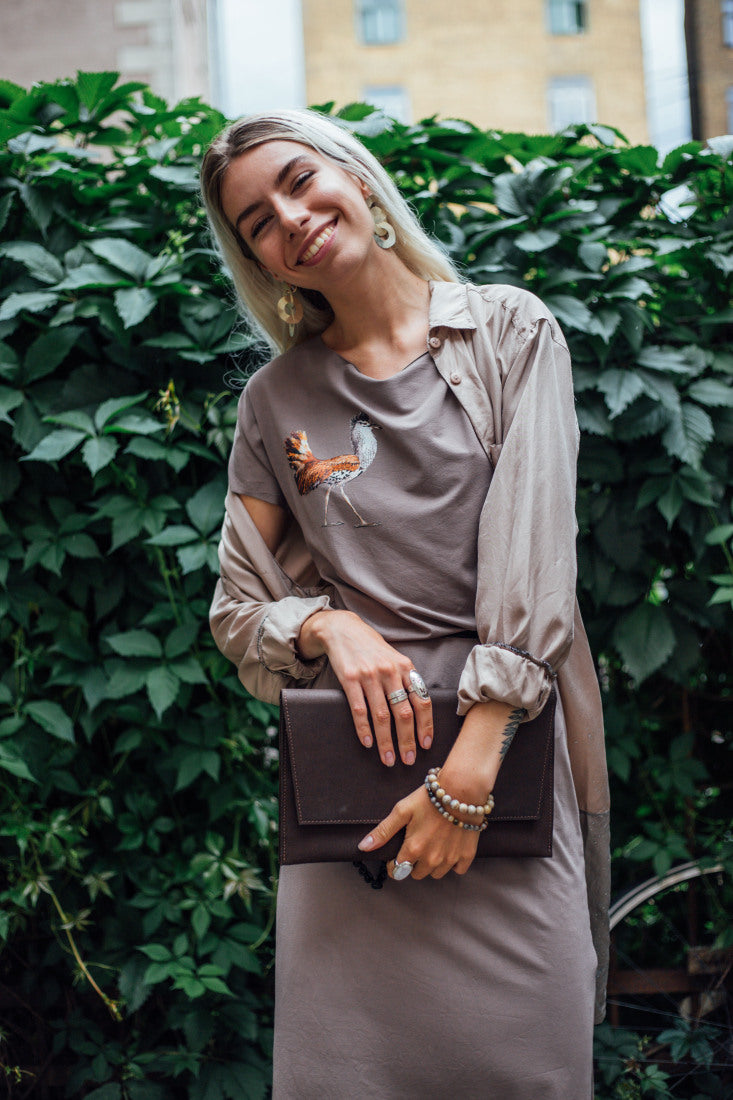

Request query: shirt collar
[{"left": 428, "top": 280, "right": 477, "bottom": 331}]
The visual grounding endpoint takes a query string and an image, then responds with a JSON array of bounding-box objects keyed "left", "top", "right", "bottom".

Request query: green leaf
[
  {"left": 612, "top": 604, "right": 676, "bottom": 682},
  {"left": 146, "top": 525, "right": 198, "bottom": 547},
  {"left": 146, "top": 666, "right": 180, "bottom": 719},
  {"left": 662, "top": 403, "right": 714, "bottom": 467},
  {"left": 94, "top": 392, "right": 149, "bottom": 431},
  {"left": 687, "top": 379, "right": 733, "bottom": 407},
  {"left": 138, "top": 943, "right": 172, "bottom": 961},
  {"left": 82, "top": 435, "right": 119, "bottom": 475},
  {"left": 25, "top": 700, "right": 75, "bottom": 742},
  {"left": 22, "top": 429, "right": 86, "bottom": 463},
  {"left": 106, "top": 630, "right": 163, "bottom": 658},
  {"left": 0, "top": 745, "right": 36, "bottom": 782},
  {"left": 57, "top": 263, "right": 125, "bottom": 290},
  {"left": 597, "top": 370, "right": 645, "bottom": 418},
  {"left": 87, "top": 238, "right": 153, "bottom": 280},
  {"left": 114, "top": 286, "right": 156, "bottom": 328},
  {"left": 0, "top": 241, "right": 64, "bottom": 284},
  {"left": 544, "top": 295, "right": 594, "bottom": 332},
  {"left": 23, "top": 326, "right": 81, "bottom": 383},
  {"left": 0, "top": 291, "right": 58, "bottom": 321},
  {"left": 186, "top": 481, "right": 225, "bottom": 535}
]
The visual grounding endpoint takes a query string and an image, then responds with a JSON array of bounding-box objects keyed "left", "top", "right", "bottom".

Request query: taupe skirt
[{"left": 273, "top": 638, "right": 596, "bottom": 1099}]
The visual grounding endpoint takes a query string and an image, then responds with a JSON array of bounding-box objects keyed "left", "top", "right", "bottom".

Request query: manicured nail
[
  {"left": 385, "top": 751, "right": 395, "bottom": 767},
  {"left": 422, "top": 736, "right": 432, "bottom": 749},
  {"left": 358, "top": 834, "right": 375, "bottom": 851},
  {"left": 363, "top": 735, "right": 373, "bottom": 748},
  {"left": 405, "top": 750, "right": 415, "bottom": 765}
]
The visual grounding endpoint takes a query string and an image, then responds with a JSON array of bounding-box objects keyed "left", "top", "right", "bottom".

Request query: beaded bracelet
[
  {"left": 423, "top": 768, "right": 495, "bottom": 832},
  {"left": 426, "top": 767, "right": 495, "bottom": 818}
]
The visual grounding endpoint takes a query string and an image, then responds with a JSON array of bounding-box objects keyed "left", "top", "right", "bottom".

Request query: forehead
[{"left": 221, "top": 140, "right": 323, "bottom": 211}]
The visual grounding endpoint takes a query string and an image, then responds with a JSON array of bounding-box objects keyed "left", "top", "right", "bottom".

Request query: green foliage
[{"left": 0, "top": 76, "right": 731, "bottom": 1094}]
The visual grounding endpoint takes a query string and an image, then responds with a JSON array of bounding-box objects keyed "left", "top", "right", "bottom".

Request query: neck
[{"left": 321, "top": 251, "right": 430, "bottom": 353}]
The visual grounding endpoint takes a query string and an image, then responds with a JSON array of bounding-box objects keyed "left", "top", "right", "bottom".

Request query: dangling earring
[
  {"left": 276, "top": 283, "right": 304, "bottom": 337},
  {"left": 370, "top": 202, "right": 396, "bottom": 249}
]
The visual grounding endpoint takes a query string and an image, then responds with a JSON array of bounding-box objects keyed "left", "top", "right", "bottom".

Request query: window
[
  {"left": 727, "top": 87, "right": 733, "bottom": 131},
  {"left": 547, "top": 0, "right": 587, "bottom": 35},
  {"left": 723, "top": 1, "right": 733, "bottom": 47},
  {"left": 362, "top": 85, "right": 411, "bottom": 123},
  {"left": 356, "top": 0, "right": 405, "bottom": 45},
  {"left": 547, "top": 76, "right": 596, "bottom": 130}
]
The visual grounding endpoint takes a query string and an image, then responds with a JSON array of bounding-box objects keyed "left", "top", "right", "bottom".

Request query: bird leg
[
  {"left": 340, "top": 485, "right": 379, "bottom": 528},
  {"left": 322, "top": 484, "right": 344, "bottom": 527}
]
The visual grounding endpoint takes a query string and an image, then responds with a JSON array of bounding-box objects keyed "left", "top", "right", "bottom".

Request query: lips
[{"left": 297, "top": 221, "right": 336, "bottom": 265}]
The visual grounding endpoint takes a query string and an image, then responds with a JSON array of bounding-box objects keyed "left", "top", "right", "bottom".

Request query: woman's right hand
[{"left": 297, "top": 609, "right": 433, "bottom": 768}]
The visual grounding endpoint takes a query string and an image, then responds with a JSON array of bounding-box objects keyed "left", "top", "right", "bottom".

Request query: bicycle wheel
[{"left": 595, "top": 861, "right": 733, "bottom": 1098}]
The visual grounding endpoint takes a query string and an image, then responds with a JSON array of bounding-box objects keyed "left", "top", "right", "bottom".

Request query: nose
[{"left": 274, "top": 196, "right": 310, "bottom": 237}]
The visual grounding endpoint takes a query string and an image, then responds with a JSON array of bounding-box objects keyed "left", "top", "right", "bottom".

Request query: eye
[
  {"left": 250, "top": 213, "right": 271, "bottom": 240},
  {"left": 292, "top": 170, "right": 314, "bottom": 191}
]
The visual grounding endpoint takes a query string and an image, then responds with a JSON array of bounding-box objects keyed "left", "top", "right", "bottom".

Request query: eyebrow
[{"left": 234, "top": 155, "right": 309, "bottom": 232}]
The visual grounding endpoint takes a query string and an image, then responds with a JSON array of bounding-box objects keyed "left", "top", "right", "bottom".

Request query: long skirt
[{"left": 272, "top": 638, "right": 597, "bottom": 1099}]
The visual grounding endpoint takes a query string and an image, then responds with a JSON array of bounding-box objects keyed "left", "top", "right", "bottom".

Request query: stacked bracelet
[{"left": 423, "top": 767, "right": 495, "bottom": 831}]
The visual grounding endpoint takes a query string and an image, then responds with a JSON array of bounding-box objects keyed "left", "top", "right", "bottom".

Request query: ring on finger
[
  {"left": 392, "top": 859, "right": 414, "bottom": 881},
  {"left": 387, "top": 688, "right": 409, "bottom": 705},
  {"left": 407, "top": 669, "right": 429, "bottom": 700}
]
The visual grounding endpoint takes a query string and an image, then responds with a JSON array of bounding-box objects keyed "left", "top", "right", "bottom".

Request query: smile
[{"left": 298, "top": 222, "right": 336, "bottom": 265}]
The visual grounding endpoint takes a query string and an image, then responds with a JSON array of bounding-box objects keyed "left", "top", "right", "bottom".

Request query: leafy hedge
[{"left": 0, "top": 74, "right": 731, "bottom": 1097}]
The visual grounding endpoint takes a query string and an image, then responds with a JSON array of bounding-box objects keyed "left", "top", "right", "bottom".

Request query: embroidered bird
[{"left": 284, "top": 412, "right": 381, "bottom": 528}]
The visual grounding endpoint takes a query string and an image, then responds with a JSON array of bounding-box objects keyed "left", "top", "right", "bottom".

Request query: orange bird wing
[{"left": 295, "top": 453, "right": 360, "bottom": 495}]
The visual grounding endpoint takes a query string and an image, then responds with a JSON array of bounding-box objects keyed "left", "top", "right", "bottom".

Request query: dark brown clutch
[{"left": 278, "top": 688, "right": 555, "bottom": 865}]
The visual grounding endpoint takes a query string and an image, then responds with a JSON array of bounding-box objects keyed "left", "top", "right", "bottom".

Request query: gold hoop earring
[
  {"left": 277, "top": 283, "right": 304, "bottom": 337},
  {"left": 370, "top": 202, "right": 396, "bottom": 249}
]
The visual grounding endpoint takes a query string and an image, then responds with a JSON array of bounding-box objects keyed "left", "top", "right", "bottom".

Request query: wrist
[{"left": 296, "top": 609, "right": 333, "bottom": 660}]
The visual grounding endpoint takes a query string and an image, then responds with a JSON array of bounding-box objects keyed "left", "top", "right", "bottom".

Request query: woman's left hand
[{"left": 357, "top": 784, "right": 481, "bottom": 879}]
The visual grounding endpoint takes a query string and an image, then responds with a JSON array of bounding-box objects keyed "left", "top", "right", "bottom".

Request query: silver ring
[
  {"left": 387, "top": 688, "right": 409, "bottom": 705},
  {"left": 407, "top": 669, "right": 429, "bottom": 700},
  {"left": 392, "top": 859, "right": 414, "bottom": 881}
]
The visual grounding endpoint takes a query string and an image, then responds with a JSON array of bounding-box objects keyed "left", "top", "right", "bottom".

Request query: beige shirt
[{"left": 210, "top": 280, "right": 610, "bottom": 1021}]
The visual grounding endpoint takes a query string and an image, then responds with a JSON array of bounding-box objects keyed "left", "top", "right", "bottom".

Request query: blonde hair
[{"left": 200, "top": 109, "right": 459, "bottom": 355}]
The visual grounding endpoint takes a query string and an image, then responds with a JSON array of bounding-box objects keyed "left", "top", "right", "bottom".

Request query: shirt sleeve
[
  {"left": 228, "top": 385, "right": 287, "bottom": 508},
  {"left": 457, "top": 306, "right": 579, "bottom": 720}
]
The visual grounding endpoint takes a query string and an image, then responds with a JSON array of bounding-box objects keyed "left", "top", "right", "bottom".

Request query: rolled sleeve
[{"left": 460, "top": 305, "right": 579, "bottom": 718}]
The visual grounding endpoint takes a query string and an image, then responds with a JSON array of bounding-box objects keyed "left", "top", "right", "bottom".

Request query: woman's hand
[
  {"left": 298, "top": 609, "right": 433, "bottom": 767},
  {"left": 357, "top": 699, "right": 522, "bottom": 879},
  {"left": 358, "top": 783, "right": 481, "bottom": 879}
]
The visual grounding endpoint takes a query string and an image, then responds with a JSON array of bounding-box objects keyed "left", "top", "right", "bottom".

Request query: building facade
[
  {"left": 0, "top": 0, "right": 211, "bottom": 106},
  {"left": 687, "top": 0, "right": 733, "bottom": 135},
  {"left": 302, "top": 0, "right": 650, "bottom": 141}
]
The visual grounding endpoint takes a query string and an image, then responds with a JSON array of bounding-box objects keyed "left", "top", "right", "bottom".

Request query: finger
[
  {"left": 387, "top": 685, "right": 417, "bottom": 765},
  {"left": 410, "top": 692, "right": 434, "bottom": 751},
  {"left": 357, "top": 799, "right": 409, "bottom": 854},
  {"left": 364, "top": 683, "right": 396, "bottom": 766},
  {"left": 342, "top": 682, "right": 373, "bottom": 749}
]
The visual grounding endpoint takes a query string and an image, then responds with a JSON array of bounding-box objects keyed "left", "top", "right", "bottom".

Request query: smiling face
[{"left": 220, "top": 140, "right": 376, "bottom": 294}]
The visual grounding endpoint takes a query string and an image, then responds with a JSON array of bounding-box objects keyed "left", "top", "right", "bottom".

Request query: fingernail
[
  {"left": 405, "top": 750, "right": 415, "bottom": 765},
  {"left": 358, "top": 835, "right": 374, "bottom": 851},
  {"left": 385, "top": 751, "right": 395, "bottom": 767},
  {"left": 363, "top": 735, "right": 373, "bottom": 748},
  {"left": 422, "top": 736, "right": 432, "bottom": 749}
]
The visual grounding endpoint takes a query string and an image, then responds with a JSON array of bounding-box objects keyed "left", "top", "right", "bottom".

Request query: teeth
[{"left": 300, "top": 224, "right": 334, "bottom": 263}]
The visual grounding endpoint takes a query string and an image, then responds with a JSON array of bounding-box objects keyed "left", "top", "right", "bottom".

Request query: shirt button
[
  {"left": 449, "top": 372, "right": 461, "bottom": 385},
  {"left": 428, "top": 335, "right": 441, "bottom": 349}
]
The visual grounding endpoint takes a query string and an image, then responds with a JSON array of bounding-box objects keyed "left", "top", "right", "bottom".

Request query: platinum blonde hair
[{"left": 200, "top": 109, "right": 459, "bottom": 355}]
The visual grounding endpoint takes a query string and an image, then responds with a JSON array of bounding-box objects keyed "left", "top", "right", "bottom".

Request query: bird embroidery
[{"left": 284, "top": 412, "right": 381, "bottom": 528}]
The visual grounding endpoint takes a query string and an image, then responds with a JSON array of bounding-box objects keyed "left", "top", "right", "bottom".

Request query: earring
[
  {"left": 370, "top": 202, "right": 396, "bottom": 249},
  {"left": 276, "top": 283, "right": 304, "bottom": 337}
]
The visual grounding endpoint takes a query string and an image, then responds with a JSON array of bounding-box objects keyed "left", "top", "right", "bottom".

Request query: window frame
[
  {"left": 723, "top": 0, "right": 733, "bottom": 47},
  {"left": 547, "top": 0, "right": 588, "bottom": 36},
  {"left": 355, "top": 0, "right": 406, "bottom": 46}
]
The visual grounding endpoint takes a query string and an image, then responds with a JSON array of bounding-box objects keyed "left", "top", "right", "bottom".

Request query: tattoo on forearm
[{"left": 499, "top": 707, "right": 526, "bottom": 759}]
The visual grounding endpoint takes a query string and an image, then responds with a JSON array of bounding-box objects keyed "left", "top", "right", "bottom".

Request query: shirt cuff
[
  {"left": 256, "top": 595, "right": 332, "bottom": 680},
  {"left": 457, "top": 642, "right": 556, "bottom": 720}
]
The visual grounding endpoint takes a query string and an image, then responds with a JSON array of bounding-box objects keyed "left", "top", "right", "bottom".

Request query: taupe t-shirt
[{"left": 229, "top": 336, "right": 491, "bottom": 643}]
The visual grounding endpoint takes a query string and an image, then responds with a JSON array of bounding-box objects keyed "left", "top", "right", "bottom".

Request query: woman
[{"left": 201, "top": 110, "right": 610, "bottom": 1099}]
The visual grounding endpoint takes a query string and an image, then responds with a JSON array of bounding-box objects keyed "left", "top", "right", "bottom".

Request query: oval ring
[
  {"left": 387, "top": 688, "right": 409, "bottom": 705},
  {"left": 407, "top": 669, "right": 429, "bottom": 700},
  {"left": 392, "top": 859, "right": 414, "bottom": 881}
]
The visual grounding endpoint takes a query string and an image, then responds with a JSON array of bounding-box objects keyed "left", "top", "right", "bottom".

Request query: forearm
[{"left": 437, "top": 699, "right": 526, "bottom": 808}]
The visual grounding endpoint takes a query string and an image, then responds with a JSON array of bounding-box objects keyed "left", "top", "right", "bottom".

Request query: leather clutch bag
[{"left": 279, "top": 687, "right": 555, "bottom": 866}]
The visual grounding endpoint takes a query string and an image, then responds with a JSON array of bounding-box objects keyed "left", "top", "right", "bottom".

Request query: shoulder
[{"left": 463, "top": 283, "right": 566, "bottom": 347}]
